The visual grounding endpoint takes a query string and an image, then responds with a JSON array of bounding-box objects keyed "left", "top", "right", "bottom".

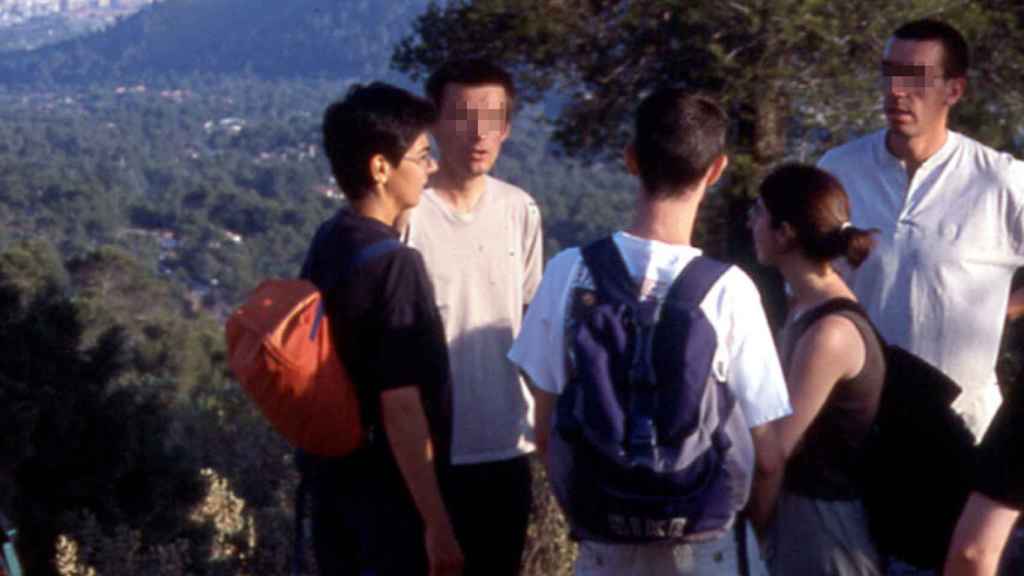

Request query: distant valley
[{"left": 0, "top": 0, "right": 633, "bottom": 313}]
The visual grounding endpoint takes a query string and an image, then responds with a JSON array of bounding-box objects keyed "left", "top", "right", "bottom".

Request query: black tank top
[{"left": 779, "top": 298, "right": 886, "bottom": 500}]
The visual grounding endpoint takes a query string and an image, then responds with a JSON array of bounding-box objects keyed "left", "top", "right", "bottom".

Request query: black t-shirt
[
  {"left": 300, "top": 208, "right": 452, "bottom": 463},
  {"left": 974, "top": 389, "right": 1024, "bottom": 508}
]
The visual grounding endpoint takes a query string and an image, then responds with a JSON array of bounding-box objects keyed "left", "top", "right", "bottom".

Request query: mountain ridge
[{"left": 0, "top": 0, "right": 427, "bottom": 86}]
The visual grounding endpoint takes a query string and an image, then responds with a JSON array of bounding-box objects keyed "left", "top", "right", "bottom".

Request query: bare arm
[
  {"left": 747, "top": 423, "right": 786, "bottom": 535},
  {"left": 380, "top": 386, "right": 463, "bottom": 576},
  {"left": 773, "top": 315, "right": 865, "bottom": 459},
  {"left": 1007, "top": 287, "right": 1024, "bottom": 320},
  {"left": 530, "top": 384, "right": 558, "bottom": 465},
  {"left": 945, "top": 492, "right": 1021, "bottom": 576}
]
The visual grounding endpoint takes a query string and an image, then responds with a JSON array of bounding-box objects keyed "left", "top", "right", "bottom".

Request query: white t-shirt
[
  {"left": 508, "top": 231, "right": 791, "bottom": 428},
  {"left": 406, "top": 176, "right": 543, "bottom": 464},
  {"left": 819, "top": 129, "right": 1024, "bottom": 438}
]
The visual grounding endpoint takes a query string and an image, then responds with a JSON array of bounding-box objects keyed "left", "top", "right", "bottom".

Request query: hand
[{"left": 425, "top": 521, "right": 464, "bottom": 576}]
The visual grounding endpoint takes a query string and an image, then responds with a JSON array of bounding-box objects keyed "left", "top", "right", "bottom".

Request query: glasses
[{"left": 402, "top": 152, "right": 437, "bottom": 170}]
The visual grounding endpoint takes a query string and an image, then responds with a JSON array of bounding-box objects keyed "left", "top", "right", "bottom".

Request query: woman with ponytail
[{"left": 749, "top": 163, "right": 884, "bottom": 575}]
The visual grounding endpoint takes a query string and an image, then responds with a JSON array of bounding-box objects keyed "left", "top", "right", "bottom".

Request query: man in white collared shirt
[{"left": 819, "top": 19, "right": 1024, "bottom": 440}]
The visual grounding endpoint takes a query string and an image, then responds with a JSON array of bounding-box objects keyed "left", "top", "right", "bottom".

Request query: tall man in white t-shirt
[
  {"left": 508, "top": 88, "right": 790, "bottom": 575},
  {"left": 403, "top": 59, "right": 543, "bottom": 575},
  {"left": 819, "top": 19, "right": 1024, "bottom": 440}
]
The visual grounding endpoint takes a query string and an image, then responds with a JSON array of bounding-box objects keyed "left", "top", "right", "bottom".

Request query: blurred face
[
  {"left": 747, "top": 198, "right": 783, "bottom": 266},
  {"left": 433, "top": 83, "right": 510, "bottom": 179},
  {"left": 385, "top": 132, "right": 437, "bottom": 210},
  {"left": 880, "top": 38, "right": 961, "bottom": 141}
]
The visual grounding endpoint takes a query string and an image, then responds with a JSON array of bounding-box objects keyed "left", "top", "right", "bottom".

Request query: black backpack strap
[
  {"left": 664, "top": 256, "right": 731, "bottom": 308},
  {"left": 734, "top": 516, "right": 751, "bottom": 576},
  {"left": 580, "top": 236, "right": 641, "bottom": 304}
]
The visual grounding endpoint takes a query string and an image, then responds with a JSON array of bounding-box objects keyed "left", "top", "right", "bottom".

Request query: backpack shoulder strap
[
  {"left": 347, "top": 238, "right": 403, "bottom": 275},
  {"left": 580, "top": 236, "right": 639, "bottom": 304},
  {"left": 310, "top": 238, "right": 404, "bottom": 338},
  {"left": 321, "top": 237, "right": 404, "bottom": 292},
  {"left": 664, "top": 256, "right": 731, "bottom": 308}
]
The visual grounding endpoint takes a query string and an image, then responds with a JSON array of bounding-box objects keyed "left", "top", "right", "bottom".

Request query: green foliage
[
  {"left": 395, "top": 0, "right": 1024, "bottom": 173},
  {"left": 0, "top": 1, "right": 1020, "bottom": 574},
  {"left": 0, "top": 243, "right": 305, "bottom": 576},
  {"left": 0, "top": 78, "right": 640, "bottom": 313},
  {"left": 0, "top": 278, "right": 206, "bottom": 576},
  {"left": 0, "top": 239, "right": 67, "bottom": 302},
  {"left": 66, "top": 246, "right": 230, "bottom": 395},
  {"left": 0, "top": 80, "right": 338, "bottom": 309},
  {"left": 394, "top": 0, "right": 1024, "bottom": 326},
  {"left": 522, "top": 458, "right": 575, "bottom": 576},
  {"left": 490, "top": 116, "right": 634, "bottom": 254}
]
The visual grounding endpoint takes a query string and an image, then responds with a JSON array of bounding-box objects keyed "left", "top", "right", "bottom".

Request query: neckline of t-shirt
[
  {"left": 612, "top": 230, "right": 706, "bottom": 285},
  {"left": 613, "top": 230, "right": 703, "bottom": 256},
  {"left": 341, "top": 207, "right": 401, "bottom": 237},
  {"left": 423, "top": 177, "right": 493, "bottom": 223}
]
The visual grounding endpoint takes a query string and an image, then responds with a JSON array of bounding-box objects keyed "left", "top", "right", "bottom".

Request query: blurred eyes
[
  {"left": 447, "top": 108, "right": 506, "bottom": 135},
  {"left": 879, "top": 62, "right": 947, "bottom": 91}
]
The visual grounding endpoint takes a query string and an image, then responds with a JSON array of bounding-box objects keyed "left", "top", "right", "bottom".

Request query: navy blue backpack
[{"left": 550, "top": 237, "right": 754, "bottom": 544}]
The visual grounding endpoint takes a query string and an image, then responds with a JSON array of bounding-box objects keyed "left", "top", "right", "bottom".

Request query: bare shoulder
[
  {"left": 793, "top": 313, "right": 866, "bottom": 379},
  {"left": 800, "top": 313, "right": 863, "bottom": 352}
]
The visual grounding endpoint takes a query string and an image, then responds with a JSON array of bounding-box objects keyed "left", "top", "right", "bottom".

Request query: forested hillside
[
  {"left": 2, "top": 0, "right": 1024, "bottom": 574},
  {"left": 0, "top": 80, "right": 633, "bottom": 312},
  {"left": 0, "top": 0, "right": 428, "bottom": 86},
  {"left": 0, "top": 1, "right": 632, "bottom": 572}
]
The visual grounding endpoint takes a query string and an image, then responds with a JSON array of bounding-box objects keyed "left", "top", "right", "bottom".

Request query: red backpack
[{"left": 225, "top": 239, "right": 401, "bottom": 457}]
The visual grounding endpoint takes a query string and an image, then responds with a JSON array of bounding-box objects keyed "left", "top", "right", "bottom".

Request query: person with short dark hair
[
  {"left": 424, "top": 58, "right": 517, "bottom": 120},
  {"left": 818, "top": 19, "right": 1024, "bottom": 441},
  {"left": 509, "top": 88, "right": 790, "bottom": 575},
  {"left": 403, "top": 59, "right": 542, "bottom": 575},
  {"left": 748, "top": 164, "right": 884, "bottom": 575},
  {"left": 300, "top": 82, "right": 463, "bottom": 576}
]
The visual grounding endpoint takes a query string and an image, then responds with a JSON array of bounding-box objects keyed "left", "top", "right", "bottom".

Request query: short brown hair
[
  {"left": 426, "top": 58, "right": 517, "bottom": 117},
  {"left": 893, "top": 19, "right": 969, "bottom": 78},
  {"left": 633, "top": 88, "right": 727, "bottom": 197}
]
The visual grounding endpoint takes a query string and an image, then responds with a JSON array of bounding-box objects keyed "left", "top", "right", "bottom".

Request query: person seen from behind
[
  {"left": 299, "top": 82, "right": 462, "bottom": 576},
  {"left": 748, "top": 164, "right": 884, "bottom": 575},
  {"left": 509, "top": 88, "right": 790, "bottom": 575}
]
